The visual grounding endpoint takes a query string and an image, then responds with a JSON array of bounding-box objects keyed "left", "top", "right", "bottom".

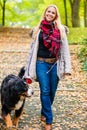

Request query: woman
[{"left": 24, "top": 4, "right": 71, "bottom": 130}]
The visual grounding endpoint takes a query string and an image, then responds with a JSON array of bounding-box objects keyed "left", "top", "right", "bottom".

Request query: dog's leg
[
  {"left": 13, "top": 106, "right": 24, "bottom": 127},
  {"left": 4, "top": 114, "right": 12, "bottom": 128},
  {"left": 13, "top": 111, "right": 23, "bottom": 127},
  {"left": 1, "top": 105, "right": 13, "bottom": 127},
  {"left": 13, "top": 116, "right": 20, "bottom": 127}
]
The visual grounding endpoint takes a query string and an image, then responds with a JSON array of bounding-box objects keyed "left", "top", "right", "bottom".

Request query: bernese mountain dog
[{"left": 0, "top": 67, "right": 33, "bottom": 128}]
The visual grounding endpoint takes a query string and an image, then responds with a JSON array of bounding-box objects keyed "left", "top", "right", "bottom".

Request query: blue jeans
[{"left": 36, "top": 60, "right": 59, "bottom": 124}]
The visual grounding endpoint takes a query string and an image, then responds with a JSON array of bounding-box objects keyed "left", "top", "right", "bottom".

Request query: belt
[{"left": 37, "top": 57, "right": 56, "bottom": 63}]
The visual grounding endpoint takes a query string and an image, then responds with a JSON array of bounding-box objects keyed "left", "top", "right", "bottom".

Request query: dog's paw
[{"left": 13, "top": 118, "right": 19, "bottom": 127}]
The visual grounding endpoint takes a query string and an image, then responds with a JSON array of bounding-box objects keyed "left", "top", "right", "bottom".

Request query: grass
[{"left": 67, "top": 27, "right": 87, "bottom": 44}]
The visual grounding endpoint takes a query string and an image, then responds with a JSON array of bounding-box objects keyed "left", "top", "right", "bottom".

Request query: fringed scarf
[{"left": 40, "top": 20, "right": 61, "bottom": 58}]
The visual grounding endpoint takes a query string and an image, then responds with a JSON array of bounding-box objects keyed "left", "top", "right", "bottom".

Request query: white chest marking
[{"left": 15, "top": 100, "right": 23, "bottom": 110}]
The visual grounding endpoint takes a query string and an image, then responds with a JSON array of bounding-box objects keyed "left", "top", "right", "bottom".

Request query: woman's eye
[
  {"left": 48, "top": 10, "right": 51, "bottom": 13},
  {"left": 47, "top": 10, "right": 55, "bottom": 14},
  {"left": 52, "top": 12, "right": 55, "bottom": 14}
]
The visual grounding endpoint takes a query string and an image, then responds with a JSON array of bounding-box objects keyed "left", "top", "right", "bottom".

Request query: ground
[{"left": 0, "top": 42, "right": 87, "bottom": 130}]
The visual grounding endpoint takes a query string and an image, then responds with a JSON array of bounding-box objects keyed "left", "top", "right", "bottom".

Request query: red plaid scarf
[{"left": 40, "top": 20, "right": 61, "bottom": 58}]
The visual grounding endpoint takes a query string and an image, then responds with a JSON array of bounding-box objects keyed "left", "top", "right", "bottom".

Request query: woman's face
[{"left": 45, "top": 6, "right": 57, "bottom": 22}]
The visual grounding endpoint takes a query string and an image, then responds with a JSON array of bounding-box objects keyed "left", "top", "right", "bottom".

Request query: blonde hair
[{"left": 32, "top": 4, "right": 64, "bottom": 40}]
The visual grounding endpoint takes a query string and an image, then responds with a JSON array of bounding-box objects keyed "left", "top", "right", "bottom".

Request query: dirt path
[{"left": 0, "top": 43, "right": 87, "bottom": 130}]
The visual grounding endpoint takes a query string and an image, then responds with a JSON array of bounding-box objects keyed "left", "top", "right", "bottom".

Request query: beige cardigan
[{"left": 24, "top": 28, "right": 71, "bottom": 81}]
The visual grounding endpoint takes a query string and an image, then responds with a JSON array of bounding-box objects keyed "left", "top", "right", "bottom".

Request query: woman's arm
[{"left": 61, "top": 27, "right": 71, "bottom": 75}]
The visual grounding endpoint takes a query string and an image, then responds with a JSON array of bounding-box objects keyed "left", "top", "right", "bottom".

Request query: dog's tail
[{"left": 18, "top": 66, "right": 25, "bottom": 79}]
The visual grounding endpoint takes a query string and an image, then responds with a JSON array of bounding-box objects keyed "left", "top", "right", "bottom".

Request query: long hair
[{"left": 32, "top": 4, "right": 64, "bottom": 40}]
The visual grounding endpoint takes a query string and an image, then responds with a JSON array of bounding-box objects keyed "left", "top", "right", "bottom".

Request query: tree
[
  {"left": 0, "top": 0, "right": 85, "bottom": 27},
  {"left": 63, "top": 0, "right": 68, "bottom": 26},
  {"left": 0, "top": 0, "right": 44, "bottom": 27},
  {"left": 69, "top": 0, "right": 81, "bottom": 27},
  {"left": 0, "top": 0, "right": 7, "bottom": 26},
  {"left": 84, "top": 0, "right": 87, "bottom": 26}
]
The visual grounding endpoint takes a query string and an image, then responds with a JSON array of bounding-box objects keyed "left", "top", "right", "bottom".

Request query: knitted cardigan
[{"left": 24, "top": 26, "right": 71, "bottom": 81}]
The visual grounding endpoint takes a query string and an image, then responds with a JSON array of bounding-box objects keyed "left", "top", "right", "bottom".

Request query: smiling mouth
[{"left": 47, "top": 15, "right": 53, "bottom": 19}]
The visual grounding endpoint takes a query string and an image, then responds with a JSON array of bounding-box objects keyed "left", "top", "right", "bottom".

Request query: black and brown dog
[{"left": 0, "top": 67, "right": 33, "bottom": 128}]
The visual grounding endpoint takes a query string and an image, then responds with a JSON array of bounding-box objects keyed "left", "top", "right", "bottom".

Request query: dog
[{"left": 0, "top": 67, "right": 33, "bottom": 128}]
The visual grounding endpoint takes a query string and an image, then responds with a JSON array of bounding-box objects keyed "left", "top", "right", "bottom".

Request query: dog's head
[
  {"left": 7, "top": 76, "right": 33, "bottom": 98},
  {"left": 17, "top": 67, "right": 34, "bottom": 97},
  {"left": 15, "top": 79, "right": 33, "bottom": 97}
]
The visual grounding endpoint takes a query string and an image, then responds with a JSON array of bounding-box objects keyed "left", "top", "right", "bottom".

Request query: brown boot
[{"left": 45, "top": 124, "right": 52, "bottom": 130}]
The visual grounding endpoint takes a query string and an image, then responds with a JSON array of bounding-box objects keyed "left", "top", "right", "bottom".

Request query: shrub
[{"left": 77, "top": 38, "right": 87, "bottom": 71}]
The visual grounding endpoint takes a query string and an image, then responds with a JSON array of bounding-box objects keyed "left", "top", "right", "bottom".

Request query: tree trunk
[
  {"left": 2, "top": 0, "right": 6, "bottom": 26},
  {"left": 69, "top": 0, "right": 81, "bottom": 27},
  {"left": 84, "top": 0, "right": 87, "bottom": 27},
  {"left": 63, "top": 0, "right": 68, "bottom": 26}
]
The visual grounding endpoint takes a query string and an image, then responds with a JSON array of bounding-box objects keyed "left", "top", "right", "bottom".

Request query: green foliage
[
  {"left": 5, "top": 0, "right": 33, "bottom": 26},
  {"left": 0, "top": 0, "right": 85, "bottom": 28},
  {"left": 83, "top": 61, "right": 87, "bottom": 71},
  {"left": 68, "top": 28, "right": 87, "bottom": 44},
  {"left": 80, "top": 0, "right": 84, "bottom": 27},
  {"left": 0, "top": 0, "right": 76, "bottom": 27},
  {"left": 77, "top": 39, "right": 87, "bottom": 71},
  {"left": 68, "top": 27, "right": 87, "bottom": 72}
]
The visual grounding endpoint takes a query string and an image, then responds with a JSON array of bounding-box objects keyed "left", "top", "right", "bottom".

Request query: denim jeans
[{"left": 36, "top": 60, "right": 59, "bottom": 124}]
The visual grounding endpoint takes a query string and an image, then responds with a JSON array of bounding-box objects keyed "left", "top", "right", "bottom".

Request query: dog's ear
[{"left": 18, "top": 66, "right": 25, "bottom": 78}]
